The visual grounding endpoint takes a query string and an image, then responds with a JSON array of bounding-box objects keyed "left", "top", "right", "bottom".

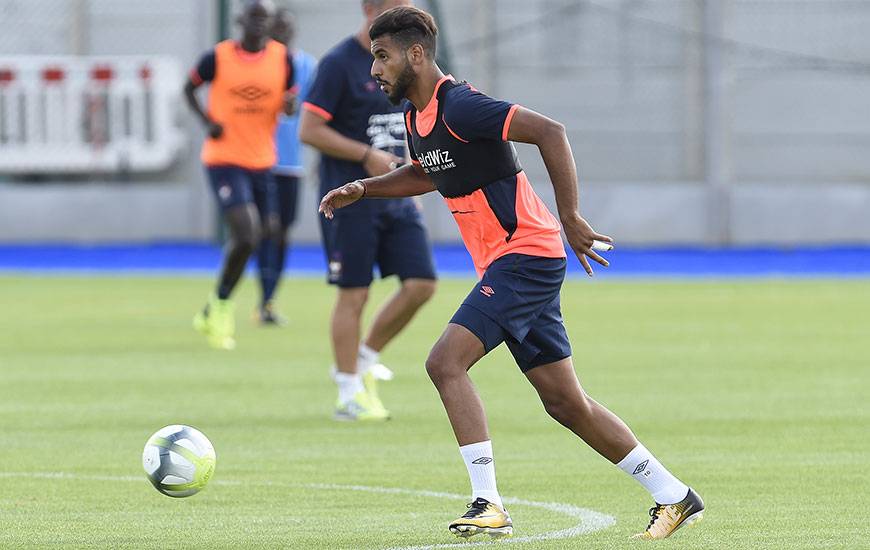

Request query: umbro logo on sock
[
  {"left": 633, "top": 459, "right": 649, "bottom": 475},
  {"left": 472, "top": 457, "right": 493, "bottom": 465}
]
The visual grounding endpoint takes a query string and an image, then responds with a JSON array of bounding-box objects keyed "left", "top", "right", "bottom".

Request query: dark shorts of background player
[
  {"left": 206, "top": 165, "right": 277, "bottom": 218},
  {"left": 450, "top": 254, "right": 572, "bottom": 372},
  {"left": 318, "top": 200, "right": 437, "bottom": 288},
  {"left": 274, "top": 174, "right": 300, "bottom": 230}
]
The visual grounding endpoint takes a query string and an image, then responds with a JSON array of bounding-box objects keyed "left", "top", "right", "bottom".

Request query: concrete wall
[{"left": 1, "top": 0, "right": 869, "bottom": 245}]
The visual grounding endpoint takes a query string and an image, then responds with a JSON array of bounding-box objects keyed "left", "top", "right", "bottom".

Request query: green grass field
[{"left": 1, "top": 275, "right": 868, "bottom": 549}]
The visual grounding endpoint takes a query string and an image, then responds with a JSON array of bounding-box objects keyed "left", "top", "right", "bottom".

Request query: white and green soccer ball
[{"left": 142, "top": 425, "right": 216, "bottom": 498}]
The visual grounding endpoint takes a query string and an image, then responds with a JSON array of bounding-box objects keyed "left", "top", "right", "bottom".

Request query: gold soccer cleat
[
  {"left": 449, "top": 498, "right": 513, "bottom": 539},
  {"left": 632, "top": 487, "right": 704, "bottom": 540}
]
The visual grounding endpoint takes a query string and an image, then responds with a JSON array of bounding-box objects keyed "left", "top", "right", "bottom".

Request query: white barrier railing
[{"left": 0, "top": 56, "right": 185, "bottom": 174}]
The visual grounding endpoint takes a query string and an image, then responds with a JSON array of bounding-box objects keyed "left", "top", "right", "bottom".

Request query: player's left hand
[
  {"left": 319, "top": 180, "right": 366, "bottom": 219},
  {"left": 283, "top": 90, "right": 298, "bottom": 115},
  {"left": 562, "top": 214, "right": 613, "bottom": 276}
]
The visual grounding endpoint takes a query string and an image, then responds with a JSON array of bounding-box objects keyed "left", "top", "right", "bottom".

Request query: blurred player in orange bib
[{"left": 184, "top": 0, "right": 295, "bottom": 350}]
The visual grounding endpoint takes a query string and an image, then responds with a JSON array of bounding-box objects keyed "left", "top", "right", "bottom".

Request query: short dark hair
[{"left": 369, "top": 6, "right": 438, "bottom": 59}]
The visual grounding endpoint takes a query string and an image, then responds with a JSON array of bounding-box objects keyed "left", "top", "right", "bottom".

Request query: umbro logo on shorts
[
  {"left": 633, "top": 459, "right": 649, "bottom": 475},
  {"left": 471, "top": 457, "right": 493, "bottom": 465},
  {"left": 218, "top": 185, "right": 232, "bottom": 201},
  {"left": 479, "top": 285, "right": 495, "bottom": 297}
]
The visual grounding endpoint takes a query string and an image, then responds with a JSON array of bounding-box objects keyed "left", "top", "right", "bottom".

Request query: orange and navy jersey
[
  {"left": 190, "top": 39, "right": 294, "bottom": 170},
  {"left": 405, "top": 76, "right": 565, "bottom": 277}
]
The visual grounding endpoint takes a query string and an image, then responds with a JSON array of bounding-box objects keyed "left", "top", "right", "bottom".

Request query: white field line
[{"left": 1, "top": 472, "right": 616, "bottom": 548}]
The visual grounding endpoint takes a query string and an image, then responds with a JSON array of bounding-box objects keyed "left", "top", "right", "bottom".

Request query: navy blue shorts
[
  {"left": 319, "top": 200, "right": 437, "bottom": 288},
  {"left": 206, "top": 166, "right": 277, "bottom": 217},
  {"left": 450, "top": 254, "right": 572, "bottom": 372},
  {"left": 274, "top": 174, "right": 300, "bottom": 229}
]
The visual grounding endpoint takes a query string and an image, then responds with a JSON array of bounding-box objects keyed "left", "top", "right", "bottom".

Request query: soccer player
[
  {"left": 299, "top": 0, "right": 437, "bottom": 421},
  {"left": 253, "top": 7, "right": 317, "bottom": 325},
  {"left": 184, "top": 0, "right": 295, "bottom": 349},
  {"left": 320, "top": 6, "right": 705, "bottom": 540}
]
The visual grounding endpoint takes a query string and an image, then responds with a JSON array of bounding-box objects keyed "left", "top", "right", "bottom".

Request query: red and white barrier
[{"left": 0, "top": 56, "right": 184, "bottom": 174}]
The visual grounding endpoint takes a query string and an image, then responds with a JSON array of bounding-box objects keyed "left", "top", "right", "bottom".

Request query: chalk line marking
[{"left": 1, "top": 472, "right": 616, "bottom": 548}]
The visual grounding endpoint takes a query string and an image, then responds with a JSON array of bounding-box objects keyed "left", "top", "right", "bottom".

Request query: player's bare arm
[
  {"left": 299, "top": 109, "right": 402, "bottom": 177},
  {"left": 183, "top": 79, "right": 223, "bottom": 139},
  {"left": 319, "top": 163, "right": 435, "bottom": 219},
  {"left": 507, "top": 106, "right": 612, "bottom": 275}
]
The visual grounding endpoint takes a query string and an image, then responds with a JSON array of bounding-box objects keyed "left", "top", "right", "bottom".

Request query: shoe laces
[
  {"left": 645, "top": 504, "right": 665, "bottom": 531},
  {"left": 462, "top": 498, "right": 491, "bottom": 519}
]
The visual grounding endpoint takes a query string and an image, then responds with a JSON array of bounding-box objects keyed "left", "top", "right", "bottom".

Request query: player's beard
[{"left": 387, "top": 60, "right": 415, "bottom": 105}]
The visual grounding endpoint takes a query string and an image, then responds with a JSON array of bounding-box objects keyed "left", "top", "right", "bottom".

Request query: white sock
[
  {"left": 617, "top": 443, "right": 689, "bottom": 504},
  {"left": 334, "top": 372, "right": 364, "bottom": 404},
  {"left": 357, "top": 344, "right": 380, "bottom": 372},
  {"left": 459, "top": 440, "right": 503, "bottom": 509}
]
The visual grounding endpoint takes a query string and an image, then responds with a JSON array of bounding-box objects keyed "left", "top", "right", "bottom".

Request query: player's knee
[
  {"left": 264, "top": 216, "right": 283, "bottom": 241},
  {"left": 238, "top": 230, "right": 260, "bottom": 253},
  {"left": 402, "top": 278, "right": 437, "bottom": 305},
  {"left": 424, "top": 354, "right": 445, "bottom": 385},
  {"left": 543, "top": 399, "right": 573, "bottom": 426},
  {"left": 337, "top": 288, "right": 369, "bottom": 313},
  {"left": 543, "top": 391, "right": 592, "bottom": 426},
  {"left": 424, "top": 347, "right": 458, "bottom": 386}
]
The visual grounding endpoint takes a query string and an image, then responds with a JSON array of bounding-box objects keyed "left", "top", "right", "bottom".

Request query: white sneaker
[{"left": 367, "top": 362, "right": 394, "bottom": 381}]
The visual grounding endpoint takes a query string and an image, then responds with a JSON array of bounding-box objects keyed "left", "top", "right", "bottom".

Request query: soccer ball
[{"left": 142, "top": 424, "right": 216, "bottom": 498}]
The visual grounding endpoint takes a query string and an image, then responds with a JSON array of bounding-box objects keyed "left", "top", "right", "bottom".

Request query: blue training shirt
[
  {"left": 274, "top": 48, "right": 317, "bottom": 176},
  {"left": 302, "top": 36, "right": 408, "bottom": 212}
]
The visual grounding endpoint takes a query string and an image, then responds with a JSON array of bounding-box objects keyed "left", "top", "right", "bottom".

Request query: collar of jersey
[
  {"left": 233, "top": 41, "right": 268, "bottom": 62},
  {"left": 416, "top": 74, "right": 454, "bottom": 137}
]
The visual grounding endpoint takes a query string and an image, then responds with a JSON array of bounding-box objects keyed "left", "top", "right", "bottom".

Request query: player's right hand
[
  {"left": 319, "top": 181, "right": 366, "bottom": 219},
  {"left": 562, "top": 214, "right": 613, "bottom": 277},
  {"left": 207, "top": 121, "right": 224, "bottom": 139},
  {"left": 363, "top": 148, "right": 403, "bottom": 177}
]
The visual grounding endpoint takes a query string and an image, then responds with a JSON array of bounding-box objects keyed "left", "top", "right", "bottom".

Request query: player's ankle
[
  {"left": 358, "top": 343, "right": 380, "bottom": 365},
  {"left": 335, "top": 371, "right": 364, "bottom": 403}
]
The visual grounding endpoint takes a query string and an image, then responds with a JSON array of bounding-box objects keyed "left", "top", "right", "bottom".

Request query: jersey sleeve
[
  {"left": 189, "top": 50, "right": 216, "bottom": 86},
  {"left": 442, "top": 85, "right": 520, "bottom": 142},
  {"left": 301, "top": 54, "right": 345, "bottom": 123}
]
